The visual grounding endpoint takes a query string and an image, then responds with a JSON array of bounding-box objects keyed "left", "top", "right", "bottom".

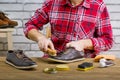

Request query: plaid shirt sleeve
[
  {"left": 24, "top": 0, "right": 52, "bottom": 37},
  {"left": 91, "top": 4, "right": 113, "bottom": 54}
]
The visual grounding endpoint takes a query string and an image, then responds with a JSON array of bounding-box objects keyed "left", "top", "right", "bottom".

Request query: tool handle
[{"left": 46, "top": 48, "right": 57, "bottom": 56}]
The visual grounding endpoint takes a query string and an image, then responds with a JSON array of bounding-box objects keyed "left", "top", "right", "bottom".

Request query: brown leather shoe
[
  {"left": 0, "top": 11, "right": 5, "bottom": 20},
  {"left": 0, "top": 19, "right": 8, "bottom": 28},
  {"left": 48, "top": 47, "right": 85, "bottom": 63},
  {"left": 3, "top": 17, "right": 18, "bottom": 27},
  {"left": 0, "top": 11, "right": 18, "bottom": 27}
]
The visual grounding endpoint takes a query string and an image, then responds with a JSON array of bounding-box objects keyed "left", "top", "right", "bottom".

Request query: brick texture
[{"left": 0, "top": 0, "right": 120, "bottom": 57}]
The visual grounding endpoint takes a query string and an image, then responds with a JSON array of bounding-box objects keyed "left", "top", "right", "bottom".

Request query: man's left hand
[{"left": 66, "top": 39, "right": 93, "bottom": 51}]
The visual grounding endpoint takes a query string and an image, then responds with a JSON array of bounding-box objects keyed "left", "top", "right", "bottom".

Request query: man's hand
[
  {"left": 66, "top": 40, "right": 84, "bottom": 51},
  {"left": 27, "top": 29, "right": 55, "bottom": 52},
  {"left": 66, "top": 39, "right": 93, "bottom": 51},
  {"left": 37, "top": 36, "right": 55, "bottom": 52}
]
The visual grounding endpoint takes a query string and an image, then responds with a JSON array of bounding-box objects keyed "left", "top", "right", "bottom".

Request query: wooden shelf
[{"left": 0, "top": 28, "right": 14, "bottom": 50}]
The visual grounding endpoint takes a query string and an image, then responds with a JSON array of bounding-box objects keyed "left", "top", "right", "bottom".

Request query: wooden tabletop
[{"left": 0, "top": 57, "right": 120, "bottom": 80}]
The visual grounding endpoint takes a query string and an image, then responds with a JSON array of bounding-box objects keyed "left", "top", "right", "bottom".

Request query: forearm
[
  {"left": 27, "top": 29, "right": 45, "bottom": 42},
  {"left": 27, "top": 29, "right": 55, "bottom": 52}
]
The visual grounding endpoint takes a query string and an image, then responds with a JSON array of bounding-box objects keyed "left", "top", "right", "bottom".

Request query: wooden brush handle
[{"left": 46, "top": 48, "right": 57, "bottom": 56}]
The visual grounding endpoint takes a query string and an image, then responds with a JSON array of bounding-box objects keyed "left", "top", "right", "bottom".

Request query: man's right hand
[
  {"left": 27, "top": 29, "right": 55, "bottom": 52},
  {"left": 37, "top": 36, "right": 55, "bottom": 52}
]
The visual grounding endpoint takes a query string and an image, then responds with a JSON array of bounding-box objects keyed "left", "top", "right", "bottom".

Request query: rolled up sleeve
[
  {"left": 91, "top": 5, "right": 113, "bottom": 54},
  {"left": 24, "top": 0, "right": 52, "bottom": 38}
]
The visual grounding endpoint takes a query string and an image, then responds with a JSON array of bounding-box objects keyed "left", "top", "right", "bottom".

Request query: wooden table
[
  {"left": 0, "top": 57, "right": 120, "bottom": 80},
  {"left": 0, "top": 28, "right": 14, "bottom": 50}
]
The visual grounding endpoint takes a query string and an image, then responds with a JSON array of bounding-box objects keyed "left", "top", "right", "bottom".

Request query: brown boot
[
  {"left": 0, "top": 11, "right": 5, "bottom": 20},
  {"left": 0, "top": 19, "right": 9, "bottom": 28},
  {"left": 4, "top": 17, "right": 18, "bottom": 27},
  {"left": 0, "top": 11, "right": 18, "bottom": 27}
]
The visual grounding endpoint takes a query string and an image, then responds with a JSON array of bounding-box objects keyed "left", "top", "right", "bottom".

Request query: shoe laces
[
  {"left": 15, "top": 50, "right": 31, "bottom": 62},
  {"left": 57, "top": 52, "right": 64, "bottom": 57}
]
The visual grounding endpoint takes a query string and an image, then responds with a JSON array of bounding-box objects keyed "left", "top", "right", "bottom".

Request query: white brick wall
[{"left": 0, "top": 0, "right": 120, "bottom": 57}]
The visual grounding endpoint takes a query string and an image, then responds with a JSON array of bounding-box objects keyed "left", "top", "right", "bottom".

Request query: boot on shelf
[
  {"left": 0, "top": 19, "right": 8, "bottom": 28},
  {"left": 3, "top": 16, "right": 18, "bottom": 27},
  {"left": 0, "top": 11, "right": 18, "bottom": 28}
]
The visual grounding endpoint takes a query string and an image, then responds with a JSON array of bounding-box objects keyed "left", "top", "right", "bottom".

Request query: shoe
[
  {"left": 0, "top": 11, "right": 6, "bottom": 20},
  {"left": 6, "top": 50, "right": 38, "bottom": 69},
  {"left": 48, "top": 47, "right": 85, "bottom": 63},
  {"left": 0, "top": 19, "right": 8, "bottom": 28},
  {"left": 0, "top": 11, "right": 18, "bottom": 27},
  {"left": 4, "top": 17, "right": 18, "bottom": 27}
]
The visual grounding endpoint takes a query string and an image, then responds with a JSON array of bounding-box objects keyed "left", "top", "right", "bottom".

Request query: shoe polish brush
[{"left": 46, "top": 48, "right": 57, "bottom": 56}]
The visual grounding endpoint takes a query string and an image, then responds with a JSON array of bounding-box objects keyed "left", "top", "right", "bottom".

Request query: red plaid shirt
[{"left": 24, "top": 0, "right": 113, "bottom": 58}]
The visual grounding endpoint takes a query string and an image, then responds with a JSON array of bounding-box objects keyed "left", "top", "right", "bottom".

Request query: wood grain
[{"left": 0, "top": 57, "right": 120, "bottom": 80}]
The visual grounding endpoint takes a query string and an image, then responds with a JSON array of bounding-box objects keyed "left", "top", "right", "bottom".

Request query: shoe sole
[
  {"left": 0, "top": 25, "right": 9, "bottom": 28},
  {"left": 0, "top": 26, "right": 14, "bottom": 28},
  {"left": 47, "top": 57, "right": 85, "bottom": 63},
  {"left": 5, "top": 60, "right": 38, "bottom": 69}
]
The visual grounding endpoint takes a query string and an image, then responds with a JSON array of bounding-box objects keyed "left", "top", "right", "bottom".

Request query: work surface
[{"left": 0, "top": 57, "right": 120, "bottom": 80}]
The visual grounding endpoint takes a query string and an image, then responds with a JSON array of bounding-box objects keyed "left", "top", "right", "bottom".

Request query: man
[{"left": 24, "top": 0, "right": 113, "bottom": 60}]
